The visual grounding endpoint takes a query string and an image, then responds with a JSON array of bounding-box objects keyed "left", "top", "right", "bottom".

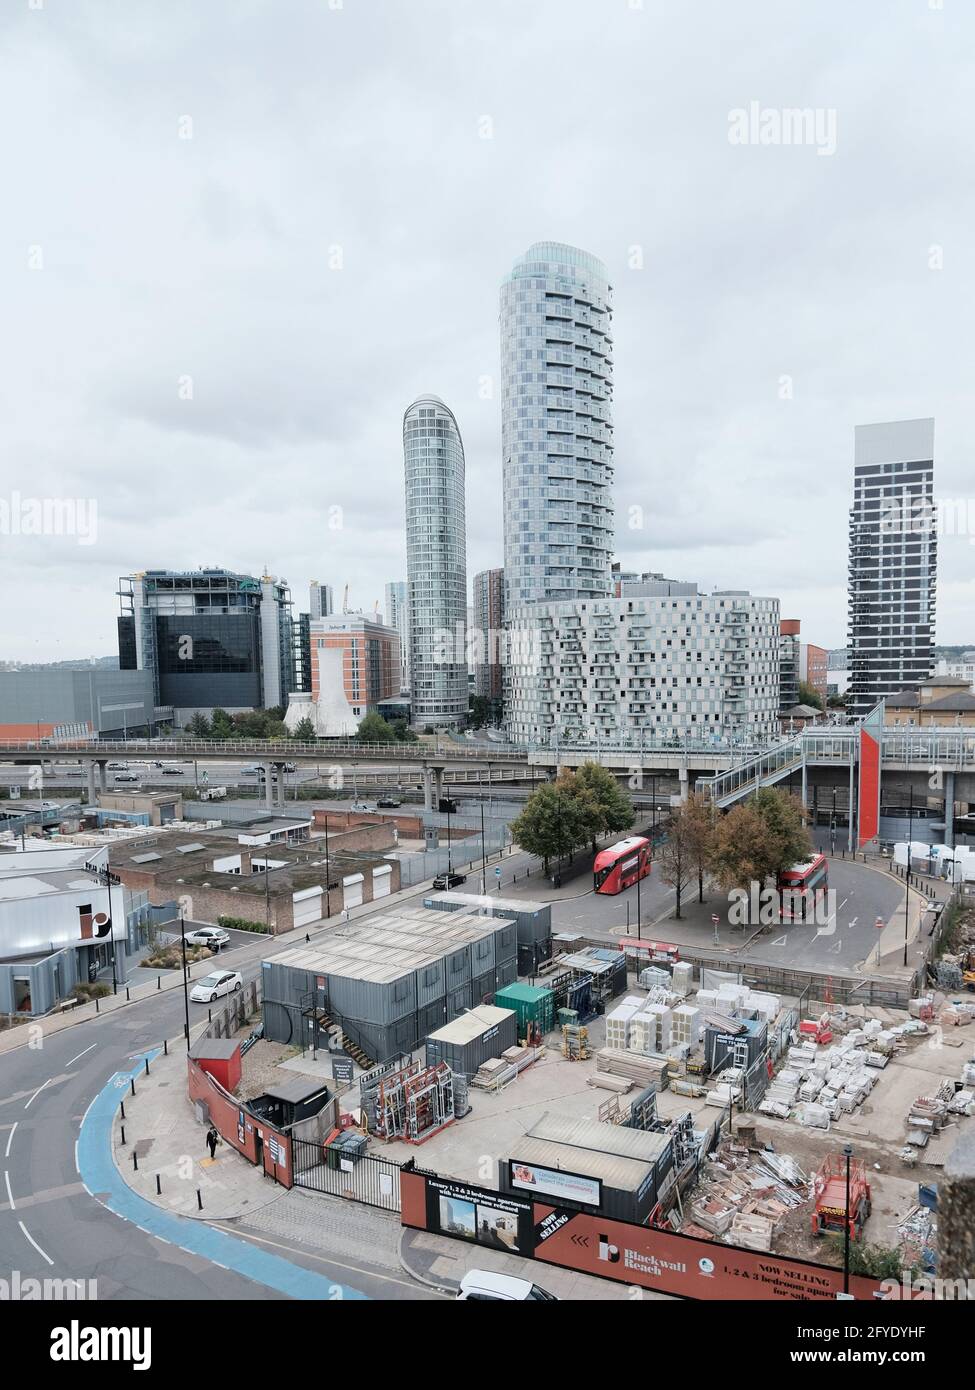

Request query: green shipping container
[{"left": 493, "top": 982, "right": 555, "bottom": 1036}]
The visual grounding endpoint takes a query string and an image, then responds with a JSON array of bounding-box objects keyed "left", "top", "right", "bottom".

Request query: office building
[
  {"left": 285, "top": 612, "right": 400, "bottom": 737},
  {"left": 309, "top": 582, "right": 334, "bottom": 621},
  {"left": 500, "top": 242, "right": 615, "bottom": 607},
  {"left": 847, "top": 419, "right": 936, "bottom": 719},
  {"left": 403, "top": 395, "right": 468, "bottom": 729},
  {"left": 117, "top": 568, "right": 294, "bottom": 721},
  {"left": 504, "top": 590, "right": 781, "bottom": 745},
  {"left": 384, "top": 580, "right": 410, "bottom": 692},
  {"left": 473, "top": 567, "right": 505, "bottom": 706}
]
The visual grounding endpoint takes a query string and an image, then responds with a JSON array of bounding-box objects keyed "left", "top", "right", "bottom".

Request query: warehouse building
[
  {"left": 261, "top": 906, "right": 518, "bottom": 1063},
  {"left": 499, "top": 1113, "right": 675, "bottom": 1225},
  {"left": 422, "top": 891, "right": 553, "bottom": 974}
]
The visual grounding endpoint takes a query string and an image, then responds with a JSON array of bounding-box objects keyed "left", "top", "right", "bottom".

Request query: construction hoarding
[{"left": 400, "top": 1169, "right": 885, "bottom": 1301}]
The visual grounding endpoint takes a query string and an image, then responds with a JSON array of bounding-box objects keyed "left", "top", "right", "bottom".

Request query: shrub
[{"left": 216, "top": 915, "right": 271, "bottom": 934}]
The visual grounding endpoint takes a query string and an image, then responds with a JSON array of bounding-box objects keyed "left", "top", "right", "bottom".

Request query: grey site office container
[
  {"left": 416, "top": 957, "right": 447, "bottom": 1007},
  {"left": 423, "top": 892, "right": 551, "bottom": 948},
  {"left": 471, "top": 968, "right": 499, "bottom": 1004},
  {"left": 327, "top": 966, "right": 417, "bottom": 1027},
  {"left": 425, "top": 1006, "right": 518, "bottom": 1079},
  {"left": 447, "top": 983, "right": 472, "bottom": 1018}
]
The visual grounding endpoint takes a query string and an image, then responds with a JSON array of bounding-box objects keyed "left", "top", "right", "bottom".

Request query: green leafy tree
[
  {"left": 187, "top": 712, "right": 211, "bottom": 737},
  {"left": 291, "top": 716, "right": 316, "bottom": 741},
  {"left": 388, "top": 718, "right": 418, "bottom": 743},
  {"left": 510, "top": 774, "right": 592, "bottom": 875},
  {"left": 355, "top": 711, "right": 397, "bottom": 744},
  {"left": 797, "top": 681, "right": 825, "bottom": 711},
  {"left": 711, "top": 802, "right": 776, "bottom": 905},
  {"left": 752, "top": 787, "right": 811, "bottom": 872},
  {"left": 210, "top": 708, "right": 235, "bottom": 739},
  {"left": 574, "top": 761, "right": 634, "bottom": 851}
]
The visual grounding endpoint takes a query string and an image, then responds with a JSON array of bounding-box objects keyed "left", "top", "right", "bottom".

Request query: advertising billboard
[
  {"left": 508, "top": 1160, "right": 602, "bottom": 1207},
  {"left": 422, "top": 1175, "right": 533, "bottom": 1256}
]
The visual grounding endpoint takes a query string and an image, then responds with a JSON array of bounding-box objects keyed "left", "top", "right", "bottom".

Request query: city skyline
[{"left": 3, "top": 1, "right": 974, "bottom": 664}]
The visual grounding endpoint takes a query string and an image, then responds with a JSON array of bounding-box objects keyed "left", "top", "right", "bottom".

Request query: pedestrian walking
[{"left": 206, "top": 1126, "right": 218, "bottom": 1160}]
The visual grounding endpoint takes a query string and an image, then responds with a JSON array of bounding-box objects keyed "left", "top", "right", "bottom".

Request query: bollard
[
  {"left": 196, "top": 1188, "right": 203, "bottom": 1210},
  {"left": 164, "top": 1039, "right": 168, "bottom": 1055},
  {"left": 157, "top": 975, "right": 162, "bottom": 991},
  {"left": 132, "top": 1150, "right": 138, "bottom": 1172},
  {"left": 144, "top": 1057, "right": 150, "bottom": 1077},
  {"left": 95, "top": 998, "right": 100, "bottom": 1013},
  {"left": 126, "top": 987, "right": 130, "bottom": 1001},
  {"left": 208, "top": 1009, "right": 212, "bottom": 1023},
  {"left": 120, "top": 1100, "right": 126, "bottom": 1120},
  {"left": 120, "top": 1124, "right": 126, "bottom": 1146},
  {"left": 130, "top": 1078, "right": 136, "bottom": 1097},
  {"left": 156, "top": 1174, "right": 162, "bottom": 1196}
]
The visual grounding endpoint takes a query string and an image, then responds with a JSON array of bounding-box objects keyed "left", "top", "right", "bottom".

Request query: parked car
[
  {"left": 377, "top": 796, "right": 401, "bottom": 808},
  {"left": 350, "top": 801, "right": 374, "bottom": 813},
  {"left": 190, "top": 970, "right": 243, "bottom": 1003},
  {"left": 183, "top": 927, "right": 231, "bottom": 949},
  {"left": 456, "top": 1270, "right": 558, "bottom": 1301},
  {"left": 432, "top": 871, "right": 467, "bottom": 890},
  {"left": 40, "top": 800, "right": 63, "bottom": 812}
]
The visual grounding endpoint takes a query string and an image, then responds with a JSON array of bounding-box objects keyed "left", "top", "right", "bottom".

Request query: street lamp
[
  {"left": 843, "top": 1144, "right": 853, "bottom": 1295},
  {"left": 180, "top": 913, "right": 190, "bottom": 1052}
]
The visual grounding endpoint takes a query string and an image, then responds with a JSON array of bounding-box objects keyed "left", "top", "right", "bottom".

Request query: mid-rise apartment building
[
  {"left": 285, "top": 613, "right": 400, "bottom": 737},
  {"left": 504, "top": 590, "right": 781, "bottom": 744},
  {"left": 473, "top": 568, "right": 505, "bottom": 704},
  {"left": 384, "top": 580, "right": 410, "bottom": 693}
]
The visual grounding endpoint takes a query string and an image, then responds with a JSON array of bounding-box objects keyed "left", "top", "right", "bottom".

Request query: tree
[
  {"left": 710, "top": 788, "right": 812, "bottom": 923},
  {"left": 656, "top": 800, "right": 695, "bottom": 919},
  {"left": 210, "top": 708, "right": 235, "bottom": 739},
  {"left": 797, "top": 681, "right": 825, "bottom": 711},
  {"left": 468, "top": 696, "right": 493, "bottom": 729},
  {"left": 682, "top": 792, "right": 717, "bottom": 904},
  {"left": 355, "top": 712, "right": 397, "bottom": 744},
  {"left": 187, "top": 712, "right": 211, "bottom": 737},
  {"left": 574, "top": 761, "right": 634, "bottom": 852},
  {"left": 752, "top": 787, "right": 811, "bottom": 872},
  {"left": 291, "top": 717, "right": 316, "bottom": 741},
  {"left": 388, "top": 718, "right": 418, "bottom": 743},
  {"left": 510, "top": 777, "right": 592, "bottom": 875}
]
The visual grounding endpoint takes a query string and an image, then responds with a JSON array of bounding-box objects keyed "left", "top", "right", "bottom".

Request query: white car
[
  {"left": 190, "top": 970, "right": 243, "bottom": 1003},
  {"left": 183, "top": 927, "right": 231, "bottom": 949},
  {"left": 456, "top": 1270, "right": 558, "bottom": 1301},
  {"left": 350, "top": 801, "right": 374, "bottom": 813}
]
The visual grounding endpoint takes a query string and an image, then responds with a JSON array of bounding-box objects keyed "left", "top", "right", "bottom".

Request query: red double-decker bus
[
  {"left": 777, "top": 853, "right": 828, "bottom": 921},
  {"left": 593, "top": 836, "right": 652, "bottom": 895}
]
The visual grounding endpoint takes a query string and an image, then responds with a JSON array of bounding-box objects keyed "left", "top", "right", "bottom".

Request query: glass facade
[
  {"left": 403, "top": 396, "right": 468, "bottom": 728},
  {"left": 500, "top": 242, "right": 615, "bottom": 608}
]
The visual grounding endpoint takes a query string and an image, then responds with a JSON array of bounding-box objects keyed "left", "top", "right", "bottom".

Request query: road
[{"left": 0, "top": 928, "right": 438, "bottom": 1301}]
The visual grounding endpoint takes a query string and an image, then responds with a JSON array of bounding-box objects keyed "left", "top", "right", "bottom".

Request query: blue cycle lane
[{"left": 77, "top": 1051, "right": 367, "bottom": 1300}]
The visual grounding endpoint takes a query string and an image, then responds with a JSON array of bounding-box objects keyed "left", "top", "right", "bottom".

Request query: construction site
[{"left": 198, "top": 890, "right": 975, "bottom": 1291}]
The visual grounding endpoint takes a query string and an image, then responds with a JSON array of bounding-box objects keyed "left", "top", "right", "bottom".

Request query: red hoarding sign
[{"left": 531, "top": 1205, "right": 884, "bottom": 1301}]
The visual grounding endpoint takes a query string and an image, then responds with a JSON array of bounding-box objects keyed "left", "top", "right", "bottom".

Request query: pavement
[{"left": 106, "top": 1020, "right": 645, "bottom": 1300}]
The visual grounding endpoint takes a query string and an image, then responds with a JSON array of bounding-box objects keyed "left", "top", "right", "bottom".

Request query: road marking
[
  {"left": 24, "top": 1079, "right": 50, "bottom": 1110},
  {"left": 829, "top": 939, "right": 843, "bottom": 953},
  {"left": 4, "top": 1170, "right": 15, "bottom": 1210},
  {"left": 209, "top": 1223, "right": 446, "bottom": 1295},
  {"left": 66, "top": 1044, "right": 97, "bottom": 1067},
  {"left": 848, "top": 917, "right": 858, "bottom": 929},
  {"left": 4, "top": 1122, "right": 16, "bottom": 1158},
  {"left": 19, "top": 1221, "right": 54, "bottom": 1265},
  {"left": 74, "top": 1141, "right": 79, "bottom": 1174},
  {"left": 770, "top": 934, "right": 787, "bottom": 946}
]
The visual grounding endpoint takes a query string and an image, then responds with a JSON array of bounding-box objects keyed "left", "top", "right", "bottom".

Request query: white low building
[{"left": 504, "top": 589, "right": 781, "bottom": 745}]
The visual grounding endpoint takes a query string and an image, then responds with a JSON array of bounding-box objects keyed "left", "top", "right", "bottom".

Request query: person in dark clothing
[{"left": 206, "top": 1126, "right": 218, "bottom": 1160}]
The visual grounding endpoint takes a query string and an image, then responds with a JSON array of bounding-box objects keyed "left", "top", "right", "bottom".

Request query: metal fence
[{"left": 291, "top": 1137, "right": 402, "bottom": 1211}]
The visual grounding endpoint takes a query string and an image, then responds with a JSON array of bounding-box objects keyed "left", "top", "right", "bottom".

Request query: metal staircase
[{"left": 696, "top": 736, "right": 804, "bottom": 807}]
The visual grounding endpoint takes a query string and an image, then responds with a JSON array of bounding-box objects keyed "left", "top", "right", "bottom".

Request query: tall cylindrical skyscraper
[
  {"left": 403, "top": 395, "right": 468, "bottom": 729},
  {"left": 500, "top": 242, "right": 615, "bottom": 608}
]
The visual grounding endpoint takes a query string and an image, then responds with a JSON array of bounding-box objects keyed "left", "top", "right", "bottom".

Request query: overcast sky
[{"left": 2, "top": 0, "right": 973, "bottom": 662}]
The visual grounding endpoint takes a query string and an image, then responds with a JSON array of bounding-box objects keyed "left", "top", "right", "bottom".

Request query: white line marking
[
  {"left": 4, "top": 1170, "right": 15, "bottom": 1210},
  {"left": 74, "top": 1141, "right": 79, "bottom": 1174},
  {"left": 66, "top": 1044, "right": 96, "bottom": 1067},
  {"left": 19, "top": 1221, "right": 54, "bottom": 1265},
  {"left": 770, "top": 934, "right": 787, "bottom": 946},
  {"left": 24, "top": 1079, "right": 50, "bottom": 1110},
  {"left": 4, "top": 1123, "right": 16, "bottom": 1158}
]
